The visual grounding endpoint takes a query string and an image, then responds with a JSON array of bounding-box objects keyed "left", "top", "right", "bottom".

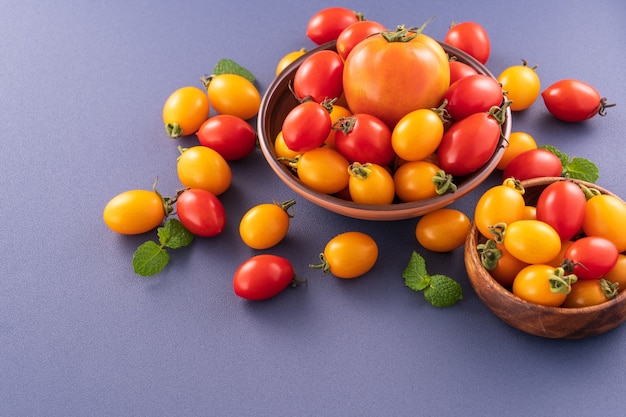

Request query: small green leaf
[
  {"left": 563, "top": 157, "right": 599, "bottom": 183},
  {"left": 213, "top": 58, "right": 256, "bottom": 84},
  {"left": 540, "top": 144, "right": 569, "bottom": 168},
  {"left": 402, "top": 251, "right": 431, "bottom": 291},
  {"left": 158, "top": 219, "right": 194, "bottom": 249},
  {"left": 423, "top": 274, "right": 463, "bottom": 307},
  {"left": 132, "top": 241, "right": 170, "bottom": 277}
]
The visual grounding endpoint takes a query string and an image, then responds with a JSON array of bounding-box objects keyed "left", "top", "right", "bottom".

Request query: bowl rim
[{"left": 257, "top": 40, "right": 511, "bottom": 221}]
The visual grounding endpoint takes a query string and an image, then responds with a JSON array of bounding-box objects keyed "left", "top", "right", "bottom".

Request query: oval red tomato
[
  {"left": 233, "top": 254, "right": 297, "bottom": 301},
  {"left": 443, "top": 74, "right": 503, "bottom": 120},
  {"left": 541, "top": 79, "right": 614, "bottom": 122},
  {"left": 535, "top": 180, "right": 586, "bottom": 241},
  {"left": 502, "top": 149, "right": 562, "bottom": 181},
  {"left": 306, "top": 7, "right": 361, "bottom": 45},
  {"left": 448, "top": 59, "right": 478, "bottom": 84},
  {"left": 176, "top": 188, "right": 226, "bottom": 237},
  {"left": 334, "top": 113, "right": 395, "bottom": 166},
  {"left": 196, "top": 115, "right": 256, "bottom": 161},
  {"left": 563, "top": 236, "right": 619, "bottom": 280},
  {"left": 444, "top": 21, "right": 491, "bottom": 64},
  {"left": 281, "top": 101, "right": 331, "bottom": 152},
  {"left": 293, "top": 50, "right": 344, "bottom": 103}
]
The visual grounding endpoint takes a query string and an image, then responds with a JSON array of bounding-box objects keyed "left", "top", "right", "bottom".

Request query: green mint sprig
[
  {"left": 212, "top": 58, "right": 256, "bottom": 84},
  {"left": 132, "top": 219, "right": 194, "bottom": 276},
  {"left": 540, "top": 144, "right": 599, "bottom": 183},
  {"left": 402, "top": 251, "right": 463, "bottom": 307}
]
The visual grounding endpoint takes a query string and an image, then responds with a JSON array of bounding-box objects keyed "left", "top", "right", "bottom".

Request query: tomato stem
[
  {"left": 152, "top": 176, "right": 174, "bottom": 217},
  {"left": 333, "top": 116, "right": 357, "bottom": 134},
  {"left": 348, "top": 162, "right": 372, "bottom": 180},
  {"left": 380, "top": 17, "right": 434, "bottom": 42},
  {"left": 549, "top": 267, "right": 577, "bottom": 294},
  {"left": 275, "top": 199, "right": 297, "bottom": 218},
  {"left": 600, "top": 278, "right": 619, "bottom": 299},
  {"left": 502, "top": 177, "right": 525, "bottom": 195},
  {"left": 165, "top": 122, "right": 183, "bottom": 139},
  {"left": 598, "top": 97, "right": 616, "bottom": 117},
  {"left": 578, "top": 183, "right": 602, "bottom": 200},
  {"left": 432, "top": 170, "right": 457, "bottom": 195},
  {"left": 309, "top": 253, "right": 331, "bottom": 274},
  {"left": 488, "top": 222, "right": 507, "bottom": 244},
  {"left": 476, "top": 239, "right": 502, "bottom": 271}
]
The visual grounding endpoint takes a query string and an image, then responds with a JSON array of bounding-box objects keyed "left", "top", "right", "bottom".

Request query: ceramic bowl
[
  {"left": 257, "top": 41, "right": 511, "bottom": 221},
  {"left": 464, "top": 177, "right": 626, "bottom": 339}
]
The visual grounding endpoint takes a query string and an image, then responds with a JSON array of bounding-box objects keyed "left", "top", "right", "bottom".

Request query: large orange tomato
[{"left": 342, "top": 25, "right": 450, "bottom": 128}]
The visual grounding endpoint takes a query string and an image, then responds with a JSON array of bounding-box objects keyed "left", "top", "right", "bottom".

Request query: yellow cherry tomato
[
  {"left": 503, "top": 220, "right": 561, "bottom": 265},
  {"left": 313, "top": 231, "right": 378, "bottom": 279},
  {"left": 205, "top": 73, "right": 261, "bottom": 120},
  {"left": 348, "top": 162, "right": 395, "bottom": 205},
  {"left": 162, "top": 86, "right": 210, "bottom": 138},
  {"left": 393, "top": 160, "right": 441, "bottom": 202},
  {"left": 275, "top": 48, "right": 307, "bottom": 75},
  {"left": 415, "top": 208, "right": 470, "bottom": 252},
  {"left": 103, "top": 189, "right": 168, "bottom": 235},
  {"left": 583, "top": 194, "right": 626, "bottom": 252},
  {"left": 177, "top": 146, "right": 232, "bottom": 196},
  {"left": 497, "top": 60, "right": 540, "bottom": 111},
  {"left": 512, "top": 264, "right": 567, "bottom": 307},
  {"left": 291, "top": 147, "right": 350, "bottom": 194},
  {"left": 239, "top": 199, "right": 295, "bottom": 249},
  {"left": 604, "top": 254, "right": 626, "bottom": 292},
  {"left": 474, "top": 179, "right": 526, "bottom": 239},
  {"left": 562, "top": 279, "right": 616, "bottom": 308},
  {"left": 496, "top": 131, "right": 537, "bottom": 170},
  {"left": 391, "top": 108, "right": 444, "bottom": 162}
]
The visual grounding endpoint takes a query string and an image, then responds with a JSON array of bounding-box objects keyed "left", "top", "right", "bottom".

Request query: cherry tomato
[
  {"left": 502, "top": 148, "right": 562, "bottom": 181},
  {"left": 604, "top": 254, "right": 626, "bottom": 292},
  {"left": 306, "top": 7, "right": 362, "bottom": 45},
  {"left": 393, "top": 160, "right": 441, "bottom": 203},
  {"left": 535, "top": 180, "right": 587, "bottom": 241},
  {"left": 415, "top": 209, "right": 470, "bottom": 252},
  {"left": 205, "top": 73, "right": 261, "bottom": 120},
  {"left": 523, "top": 205, "right": 537, "bottom": 220},
  {"left": 347, "top": 162, "right": 395, "bottom": 205},
  {"left": 275, "top": 48, "right": 306, "bottom": 75},
  {"left": 497, "top": 60, "right": 541, "bottom": 111},
  {"left": 503, "top": 220, "right": 562, "bottom": 265},
  {"left": 281, "top": 101, "right": 332, "bottom": 153},
  {"left": 239, "top": 199, "right": 295, "bottom": 249},
  {"left": 496, "top": 131, "right": 537, "bottom": 170},
  {"left": 563, "top": 236, "right": 619, "bottom": 280},
  {"left": 176, "top": 188, "right": 226, "bottom": 237},
  {"left": 177, "top": 146, "right": 232, "bottom": 196},
  {"left": 274, "top": 131, "right": 299, "bottom": 161},
  {"left": 233, "top": 254, "right": 296, "bottom": 301},
  {"left": 546, "top": 240, "right": 574, "bottom": 268},
  {"left": 334, "top": 114, "right": 395, "bottom": 166},
  {"left": 562, "top": 279, "right": 617, "bottom": 308},
  {"left": 289, "top": 147, "right": 350, "bottom": 195},
  {"left": 391, "top": 108, "right": 444, "bottom": 162},
  {"left": 324, "top": 104, "right": 352, "bottom": 148},
  {"left": 443, "top": 74, "right": 503, "bottom": 121},
  {"left": 437, "top": 104, "right": 506, "bottom": 176},
  {"left": 488, "top": 243, "right": 529, "bottom": 288},
  {"left": 444, "top": 21, "right": 490, "bottom": 64},
  {"left": 343, "top": 25, "right": 450, "bottom": 128},
  {"left": 512, "top": 264, "right": 567, "bottom": 307},
  {"left": 162, "top": 86, "right": 210, "bottom": 138},
  {"left": 448, "top": 59, "right": 478, "bottom": 85},
  {"left": 474, "top": 179, "right": 526, "bottom": 239},
  {"left": 541, "top": 79, "right": 614, "bottom": 122},
  {"left": 312, "top": 231, "right": 378, "bottom": 279},
  {"left": 196, "top": 115, "right": 256, "bottom": 161},
  {"left": 293, "top": 50, "right": 344, "bottom": 103},
  {"left": 336, "top": 20, "right": 386, "bottom": 61},
  {"left": 583, "top": 194, "right": 626, "bottom": 252},
  {"left": 103, "top": 189, "right": 168, "bottom": 235}
]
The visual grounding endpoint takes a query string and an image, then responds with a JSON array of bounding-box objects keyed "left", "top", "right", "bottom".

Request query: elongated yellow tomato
[
  {"left": 292, "top": 147, "right": 350, "bottom": 194},
  {"left": 205, "top": 73, "right": 261, "bottom": 120},
  {"left": 313, "top": 231, "right": 378, "bottom": 279},
  {"left": 275, "top": 48, "right": 306, "bottom": 75},
  {"left": 393, "top": 160, "right": 440, "bottom": 202},
  {"left": 103, "top": 190, "right": 167, "bottom": 235},
  {"left": 512, "top": 264, "right": 567, "bottom": 307},
  {"left": 474, "top": 180, "right": 526, "bottom": 239},
  {"left": 503, "top": 220, "right": 561, "bottom": 264},
  {"left": 239, "top": 200, "right": 295, "bottom": 249},
  {"left": 177, "top": 146, "right": 232, "bottom": 196},
  {"left": 583, "top": 194, "right": 626, "bottom": 252},
  {"left": 415, "top": 209, "right": 470, "bottom": 252},
  {"left": 391, "top": 108, "right": 444, "bottom": 161},
  {"left": 162, "top": 86, "right": 210, "bottom": 138},
  {"left": 348, "top": 162, "right": 395, "bottom": 205}
]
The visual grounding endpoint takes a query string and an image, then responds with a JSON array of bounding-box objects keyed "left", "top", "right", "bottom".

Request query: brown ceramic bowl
[
  {"left": 465, "top": 177, "right": 626, "bottom": 339},
  {"left": 257, "top": 41, "right": 511, "bottom": 221}
]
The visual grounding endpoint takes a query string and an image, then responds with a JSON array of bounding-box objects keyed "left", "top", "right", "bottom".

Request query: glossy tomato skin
[
  {"left": 497, "top": 61, "right": 541, "bottom": 111},
  {"left": 239, "top": 200, "right": 294, "bottom": 249},
  {"left": 196, "top": 115, "right": 256, "bottom": 161},
  {"left": 320, "top": 231, "right": 378, "bottom": 279},
  {"left": 336, "top": 20, "right": 386, "bottom": 61},
  {"left": 176, "top": 189, "right": 226, "bottom": 237},
  {"left": 512, "top": 264, "right": 567, "bottom": 307},
  {"left": 306, "top": 7, "right": 361, "bottom": 45},
  {"left": 343, "top": 30, "right": 450, "bottom": 128},
  {"left": 293, "top": 50, "right": 344, "bottom": 103},
  {"left": 605, "top": 254, "right": 626, "bottom": 292},
  {"left": 177, "top": 146, "right": 232, "bottom": 196},
  {"left": 275, "top": 48, "right": 306, "bottom": 75},
  {"left": 443, "top": 74, "right": 503, "bottom": 120},
  {"left": 295, "top": 147, "right": 350, "bottom": 194},
  {"left": 281, "top": 101, "right": 332, "bottom": 153},
  {"left": 444, "top": 21, "right": 490, "bottom": 64},
  {"left": 564, "top": 236, "right": 619, "bottom": 280},
  {"left": 391, "top": 108, "right": 444, "bottom": 162},
  {"left": 448, "top": 60, "right": 478, "bottom": 85},
  {"left": 583, "top": 194, "right": 626, "bottom": 252},
  {"left": 437, "top": 111, "right": 501, "bottom": 176},
  {"left": 504, "top": 219, "right": 562, "bottom": 265},
  {"left": 103, "top": 190, "right": 167, "bottom": 235},
  {"left": 334, "top": 114, "right": 395, "bottom": 166},
  {"left": 348, "top": 162, "right": 395, "bottom": 205},
  {"left": 535, "top": 180, "right": 586, "bottom": 241},
  {"left": 562, "top": 279, "right": 612, "bottom": 308},
  {"left": 496, "top": 131, "right": 537, "bottom": 170},
  {"left": 415, "top": 209, "right": 470, "bottom": 252},
  {"left": 206, "top": 74, "right": 260, "bottom": 120},
  {"left": 541, "top": 79, "right": 607, "bottom": 122},
  {"left": 233, "top": 255, "right": 295, "bottom": 301},
  {"left": 502, "top": 149, "right": 562, "bottom": 181},
  {"left": 474, "top": 181, "right": 526, "bottom": 239},
  {"left": 162, "top": 86, "right": 210, "bottom": 138},
  {"left": 490, "top": 244, "right": 529, "bottom": 288},
  {"left": 393, "top": 160, "right": 441, "bottom": 203}
]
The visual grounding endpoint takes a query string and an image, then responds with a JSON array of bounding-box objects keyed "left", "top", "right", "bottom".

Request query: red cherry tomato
[
  {"left": 176, "top": 189, "right": 226, "bottom": 237},
  {"left": 281, "top": 101, "right": 332, "bottom": 152},
  {"left": 444, "top": 21, "right": 491, "bottom": 64},
  {"left": 448, "top": 59, "right": 478, "bottom": 85},
  {"left": 541, "top": 79, "right": 614, "bottom": 122},
  {"left": 502, "top": 149, "right": 562, "bottom": 181},
  {"left": 443, "top": 74, "right": 503, "bottom": 120},
  {"left": 196, "top": 115, "right": 256, "bottom": 161},
  {"left": 336, "top": 20, "right": 386, "bottom": 61},
  {"left": 563, "top": 236, "right": 619, "bottom": 280},
  {"left": 233, "top": 254, "right": 297, "bottom": 301},
  {"left": 306, "top": 7, "right": 362, "bottom": 45},
  {"left": 293, "top": 50, "right": 344, "bottom": 103},
  {"left": 334, "top": 114, "right": 395, "bottom": 166},
  {"left": 535, "top": 180, "right": 587, "bottom": 241}
]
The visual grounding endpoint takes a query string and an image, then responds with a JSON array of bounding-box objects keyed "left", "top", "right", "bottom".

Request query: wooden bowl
[
  {"left": 257, "top": 41, "right": 511, "bottom": 221},
  {"left": 465, "top": 177, "right": 626, "bottom": 339}
]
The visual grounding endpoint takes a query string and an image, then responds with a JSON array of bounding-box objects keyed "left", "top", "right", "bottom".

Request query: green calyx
[
  {"left": 165, "top": 122, "right": 183, "bottom": 139},
  {"left": 309, "top": 253, "right": 331, "bottom": 274},
  {"left": 348, "top": 162, "right": 373, "bottom": 180},
  {"left": 549, "top": 267, "right": 578, "bottom": 294},
  {"left": 380, "top": 17, "right": 434, "bottom": 42},
  {"left": 432, "top": 169, "right": 457, "bottom": 195},
  {"left": 476, "top": 239, "right": 502, "bottom": 271}
]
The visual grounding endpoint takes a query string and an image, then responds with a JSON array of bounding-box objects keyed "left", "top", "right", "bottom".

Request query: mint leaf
[
  {"left": 133, "top": 241, "right": 170, "bottom": 277},
  {"left": 540, "top": 145, "right": 569, "bottom": 168},
  {"left": 402, "top": 251, "right": 431, "bottom": 291},
  {"left": 423, "top": 274, "right": 463, "bottom": 307},
  {"left": 539, "top": 144, "right": 599, "bottom": 183},
  {"left": 213, "top": 58, "right": 255, "bottom": 84},
  {"left": 158, "top": 219, "right": 194, "bottom": 249}
]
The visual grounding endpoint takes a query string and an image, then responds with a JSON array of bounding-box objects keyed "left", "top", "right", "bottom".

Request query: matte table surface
[{"left": 1, "top": 1, "right": 625, "bottom": 416}]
